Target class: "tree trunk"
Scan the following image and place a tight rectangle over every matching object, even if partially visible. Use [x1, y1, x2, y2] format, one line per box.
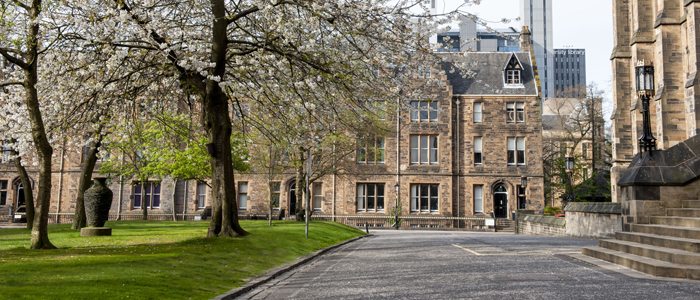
[25, 1, 55, 250]
[11, 151, 35, 230]
[204, 0, 247, 237]
[142, 200, 148, 220]
[72, 133, 102, 230]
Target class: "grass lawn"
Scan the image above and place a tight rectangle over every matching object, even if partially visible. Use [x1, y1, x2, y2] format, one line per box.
[0, 220, 365, 300]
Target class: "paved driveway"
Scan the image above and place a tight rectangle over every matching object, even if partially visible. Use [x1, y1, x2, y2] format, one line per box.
[236, 230, 700, 300]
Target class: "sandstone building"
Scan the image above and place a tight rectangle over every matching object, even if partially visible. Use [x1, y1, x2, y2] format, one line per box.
[0, 29, 545, 227]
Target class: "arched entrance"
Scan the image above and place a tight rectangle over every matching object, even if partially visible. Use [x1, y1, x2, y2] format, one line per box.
[493, 184, 508, 218]
[289, 182, 297, 216]
[10, 178, 26, 215]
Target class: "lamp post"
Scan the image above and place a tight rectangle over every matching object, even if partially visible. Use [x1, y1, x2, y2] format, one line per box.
[394, 183, 400, 230]
[635, 60, 656, 154]
[565, 156, 575, 208]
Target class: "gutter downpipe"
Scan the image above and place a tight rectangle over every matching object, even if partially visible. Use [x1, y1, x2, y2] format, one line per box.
[56, 142, 65, 223]
[456, 99, 461, 228]
[396, 97, 401, 216]
[183, 180, 188, 221]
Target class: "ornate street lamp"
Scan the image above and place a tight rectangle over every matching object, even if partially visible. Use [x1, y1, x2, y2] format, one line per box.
[520, 176, 528, 188]
[394, 183, 400, 230]
[636, 60, 656, 154]
[565, 155, 575, 207]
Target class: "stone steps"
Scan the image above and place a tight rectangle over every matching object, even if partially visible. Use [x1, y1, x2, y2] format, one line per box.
[598, 239, 700, 266]
[618, 231, 700, 252]
[582, 246, 700, 280]
[667, 209, 700, 218]
[650, 216, 700, 228]
[683, 200, 700, 209]
[630, 224, 700, 240]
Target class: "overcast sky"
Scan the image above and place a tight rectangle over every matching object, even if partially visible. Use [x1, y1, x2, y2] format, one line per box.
[437, 0, 615, 118]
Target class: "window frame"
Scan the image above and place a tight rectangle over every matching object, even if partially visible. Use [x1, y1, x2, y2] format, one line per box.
[517, 185, 526, 209]
[356, 183, 385, 212]
[474, 137, 483, 165]
[507, 137, 526, 166]
[238, 182, 248, 210]
[473, 102, 483, 123]
[313, 182, 323, 211]
[357, 137, 385, 164]
[197, 182, 207, 209]
[410, 184, 439, 213]
[507, 102, 525, 123]
[410, 101, 438, 122]
[270, 182, 281, 210]
[474, 185, 483, 213]
[133, 181, 161, 210]
[0, 180, 7, 206]
[410, 135, 438, 165]
[506, 70, 521, 84]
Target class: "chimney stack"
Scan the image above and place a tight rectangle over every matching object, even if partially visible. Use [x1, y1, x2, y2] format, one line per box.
[519, 26, 531, 50]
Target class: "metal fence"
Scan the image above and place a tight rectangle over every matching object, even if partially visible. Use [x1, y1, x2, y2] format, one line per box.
[4, 213, 492, 231]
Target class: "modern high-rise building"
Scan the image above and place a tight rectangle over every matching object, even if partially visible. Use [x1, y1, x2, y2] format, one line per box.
[436, 17, 521, 53]
[553, 48, 586, 96]
[521, 0, 554, 98]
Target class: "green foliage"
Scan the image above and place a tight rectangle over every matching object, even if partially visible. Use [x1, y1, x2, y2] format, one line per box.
[0, 220, 365, 299]
[544, 206, 562, 215]
[100, 112, 249, 183]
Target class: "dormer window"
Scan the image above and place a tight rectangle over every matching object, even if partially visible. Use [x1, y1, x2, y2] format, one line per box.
[503, 53, 524, 86]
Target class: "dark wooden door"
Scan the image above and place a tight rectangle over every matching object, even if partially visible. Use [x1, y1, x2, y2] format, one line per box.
[289, 183, 297, 215]
[494, 193, 507, 218]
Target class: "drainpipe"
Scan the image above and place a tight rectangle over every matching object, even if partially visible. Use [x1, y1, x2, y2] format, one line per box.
[396, 96, 401, 213]
[332, 173, 335, 222]
[456, 99, 461, 225]
[56, 143, 65, 223]
[183, 180, 188, 220]
[117, 175, 123, 220]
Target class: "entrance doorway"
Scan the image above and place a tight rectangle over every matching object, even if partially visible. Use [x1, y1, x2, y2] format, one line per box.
[493, 184, 508, 218]
[289, 182, 297, 215]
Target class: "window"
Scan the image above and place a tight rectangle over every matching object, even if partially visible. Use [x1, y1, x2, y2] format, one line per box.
[133, 182, 161, 209]
[517, 186, 526, 209]
[582, 143, 588, 159]
[507, 103, 524, 123]
[411, 184, 439, 212]
[506, 70, 520, 84]
[410, 135, 438, 165]
[1, 144, 12, 163]
[270, 182, 280, 210]
[504, 54, 522, 85]
[473, 103, 482, 123]
[507, 138, 525, 166]
[410, 101, 438, 122]
[197, 182, 207, 209]
[474, 185, 483, 213]
[0, 180, 7, 206]
[584, 169, 588, 180]
[474, 137, 483, 165]
[357, 183, 385, 212]
[238, 182, 248, 210]
[357, 138, 385, 164]
[313, 183, 323, 211]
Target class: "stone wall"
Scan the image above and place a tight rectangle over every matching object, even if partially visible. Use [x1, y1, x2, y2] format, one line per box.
[517, 215, 566, 236]
[517, 202, 623, 239]
[564, 202, 622, 238]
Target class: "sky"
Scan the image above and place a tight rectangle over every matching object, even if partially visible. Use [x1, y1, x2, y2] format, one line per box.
[436, 0, 615, 119]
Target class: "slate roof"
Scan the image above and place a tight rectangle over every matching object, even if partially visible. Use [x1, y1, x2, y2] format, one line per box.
[438, 52, 538, 96]
[542, 115, 563, 131]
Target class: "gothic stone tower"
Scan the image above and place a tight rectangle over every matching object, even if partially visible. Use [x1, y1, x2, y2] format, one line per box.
[610, 0, 700, 201]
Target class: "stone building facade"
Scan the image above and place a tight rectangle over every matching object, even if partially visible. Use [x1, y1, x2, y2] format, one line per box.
[0, 29, 545, 224]
[610, 0, 700, 201]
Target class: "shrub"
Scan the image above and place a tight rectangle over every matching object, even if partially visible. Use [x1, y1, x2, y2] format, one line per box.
[545, 206, 562, 215]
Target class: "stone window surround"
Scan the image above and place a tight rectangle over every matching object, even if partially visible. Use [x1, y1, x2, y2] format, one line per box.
[357, 137, 385, 164]
[238, 182, 248, 210]
[313, 182, 323, 211]
[132, 181, 161, 210]
[473, 102, 483, 123]
[410, 183, 439, 213]
[410, 135, 438, 165]
[356, 183, 385, 213]
[410, 100, 438, 122]
[197, 182, 207, 209]
[506, 102, 525, 123]
[0, 180, 7, 206]
[507, 137, 526, 166]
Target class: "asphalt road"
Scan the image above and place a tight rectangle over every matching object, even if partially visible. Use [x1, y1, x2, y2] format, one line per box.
[236, 230, 700, 300]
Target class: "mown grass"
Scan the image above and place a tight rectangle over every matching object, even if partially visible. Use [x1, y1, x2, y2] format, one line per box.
[0, 220, 365, 300]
